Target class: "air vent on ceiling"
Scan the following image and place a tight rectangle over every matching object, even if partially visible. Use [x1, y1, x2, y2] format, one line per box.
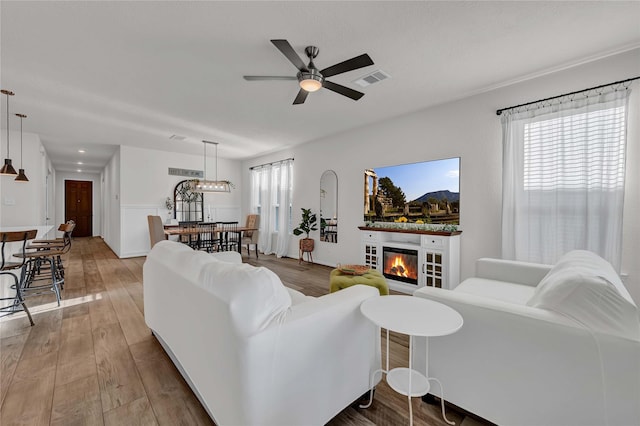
[169, 134, 187, 141]
[353, 70, 390, 88]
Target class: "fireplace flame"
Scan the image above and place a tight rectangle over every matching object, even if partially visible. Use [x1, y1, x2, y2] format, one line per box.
[389, 255, 409, 278]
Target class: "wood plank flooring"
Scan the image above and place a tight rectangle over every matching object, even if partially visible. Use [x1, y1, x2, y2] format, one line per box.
[0, 237, 488, 426]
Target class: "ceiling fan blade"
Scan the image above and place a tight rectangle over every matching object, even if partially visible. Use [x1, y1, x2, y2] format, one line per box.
[271, 39, 309, 72]
[320, 53, 374, 78]
[293, 89, 309, 105]
[243, 76, 297, 81]
[323, 81, 365, 101]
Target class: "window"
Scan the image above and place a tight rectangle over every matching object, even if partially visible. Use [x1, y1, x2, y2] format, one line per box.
[249, 159, 293, 257]
[523, 106, 626, 191]
[502, 88, 630, 269]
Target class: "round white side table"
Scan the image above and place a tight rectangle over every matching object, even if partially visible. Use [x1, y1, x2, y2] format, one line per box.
[360, 295, 463, 426]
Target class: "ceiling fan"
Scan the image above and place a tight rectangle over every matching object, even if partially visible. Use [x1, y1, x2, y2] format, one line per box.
[243, 39, 374, 105]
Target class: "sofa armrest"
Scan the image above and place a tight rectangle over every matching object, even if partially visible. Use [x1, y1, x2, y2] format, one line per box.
[210, 250, 242, 264]
[475, 258, 552, 287]
[415, 286, 575, 327]
[412, 286, 640, 426]
[285, 284, 379, 321]
[241, 284, 382, 425]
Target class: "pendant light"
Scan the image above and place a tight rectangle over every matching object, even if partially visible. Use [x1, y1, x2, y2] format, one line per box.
[14, 113, 28, 182]
[192, 140, 231, 193]
[0, 89, 17, 175]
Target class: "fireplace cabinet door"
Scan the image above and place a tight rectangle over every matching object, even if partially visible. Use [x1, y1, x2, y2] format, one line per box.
[423, 250, 444, 288]
[362, 243, 379, 270]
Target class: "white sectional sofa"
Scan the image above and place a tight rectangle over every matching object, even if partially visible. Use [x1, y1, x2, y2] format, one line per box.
[143, 240, 381, 426]
[412, 250, 640, 426]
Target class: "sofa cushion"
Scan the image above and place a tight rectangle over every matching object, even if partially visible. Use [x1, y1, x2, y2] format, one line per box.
[455, 277, 536, 305]
[527, 250, 640, 340]
[199, 259, 291, 337]
[149, 241, 291, 337]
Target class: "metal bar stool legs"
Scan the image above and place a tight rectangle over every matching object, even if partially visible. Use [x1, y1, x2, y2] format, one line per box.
[0, 268, 35, 326]
[22, 254, 62, 306]
[1, 229, 38, 326]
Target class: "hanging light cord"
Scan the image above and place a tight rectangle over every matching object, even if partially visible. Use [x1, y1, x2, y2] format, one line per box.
[203, 141, 207, 181]
[5, 93, 9, 157]
[19, 116, 23, 168]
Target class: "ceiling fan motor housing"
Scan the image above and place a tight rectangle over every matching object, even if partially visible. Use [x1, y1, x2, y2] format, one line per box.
[297, 68, 324, 86]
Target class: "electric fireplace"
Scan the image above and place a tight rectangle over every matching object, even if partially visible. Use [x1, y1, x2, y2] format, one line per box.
[382, 246, 419, 285]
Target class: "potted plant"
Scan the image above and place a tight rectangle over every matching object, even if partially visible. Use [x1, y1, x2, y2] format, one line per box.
[165, 197, 174, 224]
[293, 208, 318, 257]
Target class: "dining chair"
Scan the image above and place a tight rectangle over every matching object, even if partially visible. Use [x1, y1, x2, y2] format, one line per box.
[241, 214, 260, 258]
[196, 222, 218, 252]
[217, 222, 239, 252]
[147, 215, 165, 248]
[1, 229, 37, 326]
[178, 221, 200, 249]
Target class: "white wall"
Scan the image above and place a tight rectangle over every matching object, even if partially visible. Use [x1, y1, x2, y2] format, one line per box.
[54, 171, 102, 236]
[118, 145, 242, 258]
[0, 131, 53, 227]
[242, 48, 640, 303]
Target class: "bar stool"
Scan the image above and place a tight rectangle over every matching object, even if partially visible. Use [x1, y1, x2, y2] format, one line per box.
[27, 221, 75, 288]
[14, 225, 73, 306]
[0, 229, 37, 326]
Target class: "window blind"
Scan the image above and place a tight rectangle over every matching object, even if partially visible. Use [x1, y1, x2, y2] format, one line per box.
[524, 106, 626, 191]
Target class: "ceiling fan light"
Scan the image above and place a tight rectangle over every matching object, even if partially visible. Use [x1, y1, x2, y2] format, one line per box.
[299, 78, 322, 92]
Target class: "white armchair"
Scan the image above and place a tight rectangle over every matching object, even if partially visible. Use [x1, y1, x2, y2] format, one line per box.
[412, 250, 640, 426]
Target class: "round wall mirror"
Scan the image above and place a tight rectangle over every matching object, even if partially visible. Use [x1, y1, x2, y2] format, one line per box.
[320, 170, 338, 243]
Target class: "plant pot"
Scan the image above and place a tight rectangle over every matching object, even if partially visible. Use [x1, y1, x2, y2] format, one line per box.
[299, 238, 315, 252]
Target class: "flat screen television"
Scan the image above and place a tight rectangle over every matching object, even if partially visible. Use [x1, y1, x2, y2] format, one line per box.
[364, 157, 460, 224]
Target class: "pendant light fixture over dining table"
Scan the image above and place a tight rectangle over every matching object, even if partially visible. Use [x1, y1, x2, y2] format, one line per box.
[0, 89, 18, 175]
[191, 140, 231, 193]
[14, 113, 28, 182]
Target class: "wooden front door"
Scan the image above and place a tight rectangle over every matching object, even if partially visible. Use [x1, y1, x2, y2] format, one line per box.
[65, 180, 93, 237]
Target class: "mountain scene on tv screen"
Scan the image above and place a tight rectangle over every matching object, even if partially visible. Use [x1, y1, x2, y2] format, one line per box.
[363, 158, 460, 225]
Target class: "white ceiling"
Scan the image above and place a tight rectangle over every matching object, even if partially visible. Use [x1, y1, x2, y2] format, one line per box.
[1, 1, 639, 173]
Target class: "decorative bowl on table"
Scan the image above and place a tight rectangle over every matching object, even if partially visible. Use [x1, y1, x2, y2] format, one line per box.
[337, 264, 370, 276]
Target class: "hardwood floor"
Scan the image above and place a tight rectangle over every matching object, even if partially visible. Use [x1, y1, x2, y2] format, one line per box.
[0, 237, 488, 426]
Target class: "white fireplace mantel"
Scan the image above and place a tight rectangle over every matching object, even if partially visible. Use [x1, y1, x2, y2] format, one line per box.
[358, 226, 461, 294]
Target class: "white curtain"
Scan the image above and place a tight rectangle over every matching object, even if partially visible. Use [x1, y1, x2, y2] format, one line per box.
[502, 88, 630, 270]
[250, 159, 293, 257]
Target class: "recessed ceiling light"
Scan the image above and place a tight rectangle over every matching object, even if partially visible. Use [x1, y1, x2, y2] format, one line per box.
[77, 161, 83, 165]
[77, 169, 82, 172]
[78, 149, 85, 153]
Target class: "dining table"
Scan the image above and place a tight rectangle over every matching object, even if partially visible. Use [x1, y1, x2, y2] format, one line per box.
[163, 226, 257, 254]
